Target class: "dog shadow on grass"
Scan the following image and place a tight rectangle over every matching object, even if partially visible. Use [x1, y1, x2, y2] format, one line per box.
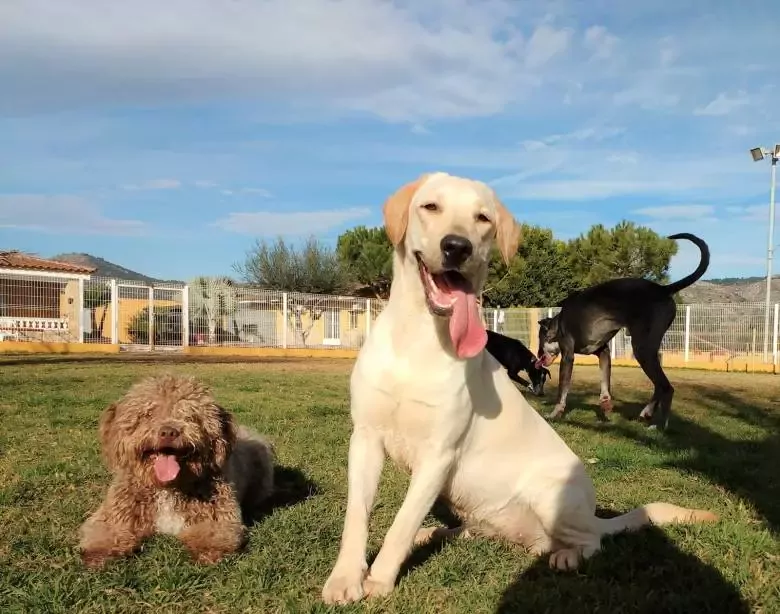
[496, 511, 750, 613]
[388, 496, 749, 612]
[556, 386, 780, 533]
[242, 464, 320, 526]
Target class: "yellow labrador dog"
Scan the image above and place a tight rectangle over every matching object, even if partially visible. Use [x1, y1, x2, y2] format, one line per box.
[322, 172, 717, 604]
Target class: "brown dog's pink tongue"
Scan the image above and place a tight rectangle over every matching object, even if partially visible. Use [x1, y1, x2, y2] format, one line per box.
[154, 454, 180, 483]
[448, 289, 487, 359]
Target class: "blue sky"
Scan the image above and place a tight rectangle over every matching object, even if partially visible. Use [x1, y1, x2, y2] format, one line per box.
[1, 0, 779, 283]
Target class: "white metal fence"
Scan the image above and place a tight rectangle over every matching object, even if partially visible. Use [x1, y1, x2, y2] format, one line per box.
[1, 272, 778, 365]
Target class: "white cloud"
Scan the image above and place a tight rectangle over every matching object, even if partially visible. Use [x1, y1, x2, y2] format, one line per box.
[633, 204, 715, 220]
[613, 83, 680, 110]
[583, 26, 619, 60]
[122, 178, 181, 191]
[0, 194, 145, 235]
[213, 207, 371, 236]
[194, 180, 218, 188]
[0, 0, 569, 122]
[658, 36, 678, 67]
[694, 91, 750, 116]
[504, 179, 680, 201]
[241, 188, 273, 197]
[220, 187, 273, 197]
[525, 126, 624, 148]
[727, 204, 768, 221]
[606, 153, 639, 164]
[486, 130, 766, 202]
[524, 24, 573, 69]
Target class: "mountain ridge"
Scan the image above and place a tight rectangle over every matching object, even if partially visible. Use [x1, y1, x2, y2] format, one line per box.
[50, 253, 183, 285]
[49, 252, 779, 304]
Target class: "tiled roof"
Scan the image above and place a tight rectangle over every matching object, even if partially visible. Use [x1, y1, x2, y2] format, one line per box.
[0, 250, 96, 275]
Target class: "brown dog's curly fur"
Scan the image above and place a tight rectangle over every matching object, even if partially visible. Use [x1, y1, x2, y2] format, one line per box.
[79, 373, 274, 568]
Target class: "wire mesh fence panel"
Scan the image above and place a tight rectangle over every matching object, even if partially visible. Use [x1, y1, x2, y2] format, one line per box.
[82, 277, 113, 343]
[4, 268, 779, 366]
[688, 302, 768, 359]
[656, 305, 687, 357]
[284, 291, 368, 349]
[117, 283, 153, 347]
[0, 272, 80, 343]
[223, 286, 283, 348]
[152, 287, 184, 347]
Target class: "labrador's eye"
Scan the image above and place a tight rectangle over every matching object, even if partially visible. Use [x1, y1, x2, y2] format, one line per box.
[477, 213, 490, 223]
[422, 202, 438, 211]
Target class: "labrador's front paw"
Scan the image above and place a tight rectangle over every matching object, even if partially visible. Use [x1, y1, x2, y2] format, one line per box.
[322, 566, 367, 605]
[362, 575, 395, 599]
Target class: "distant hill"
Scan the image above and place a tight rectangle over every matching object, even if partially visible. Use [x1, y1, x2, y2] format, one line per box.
[679, 276, 780, 304]
[50, 253, 183, 285]
[46, 252, 779, 304]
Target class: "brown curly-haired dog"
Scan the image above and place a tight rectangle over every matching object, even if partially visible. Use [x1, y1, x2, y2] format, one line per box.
[79, 373, 274, 568]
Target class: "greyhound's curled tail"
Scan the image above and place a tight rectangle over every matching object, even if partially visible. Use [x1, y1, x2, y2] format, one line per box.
[596, 502, 718, 537]
[664, 233, 711, 295]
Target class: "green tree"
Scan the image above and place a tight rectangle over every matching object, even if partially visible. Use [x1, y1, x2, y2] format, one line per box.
[336, 226, 393, 298]
[188, 276, 238, 344]
[482, 224, 576, 307]
[234, 236, 349, 295]
[566, 220, 677, 288]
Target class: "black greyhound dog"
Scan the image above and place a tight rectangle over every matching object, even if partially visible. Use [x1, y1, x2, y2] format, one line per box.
[486, 329, 551, 396]
[536, 232, 710, 431]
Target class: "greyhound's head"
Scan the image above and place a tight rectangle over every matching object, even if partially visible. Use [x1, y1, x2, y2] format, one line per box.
[383, 172, 521, 359]
[536, 316, 561, 368]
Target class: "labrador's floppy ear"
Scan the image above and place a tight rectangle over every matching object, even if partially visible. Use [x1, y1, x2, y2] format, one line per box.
[493, 193, 521, 264]
[383, 174, 429, 246]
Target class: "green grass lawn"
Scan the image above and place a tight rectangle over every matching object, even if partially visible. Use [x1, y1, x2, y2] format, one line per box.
[1, 355, 778, 613]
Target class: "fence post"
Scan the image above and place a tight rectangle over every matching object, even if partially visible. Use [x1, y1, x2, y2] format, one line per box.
[684, 305, 691, 362]
[181, 284, 189, 348]
[773, 303, 779, 366]
[492, 307, 499, 332]
[365, 299, 371, 338]
[110, 279, 119, 345]
[77, 278, 85, 343]
[148, 287, 155, 351]
[282, 292, 288, 349]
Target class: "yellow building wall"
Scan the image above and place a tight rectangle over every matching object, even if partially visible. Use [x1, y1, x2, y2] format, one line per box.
[272, 308, 369, 347]
[89, 298, 178, 342]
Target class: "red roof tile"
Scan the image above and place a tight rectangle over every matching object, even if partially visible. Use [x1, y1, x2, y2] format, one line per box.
[0, 250, 96, 275]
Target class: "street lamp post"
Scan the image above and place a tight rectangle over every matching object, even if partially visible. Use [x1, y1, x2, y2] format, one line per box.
[750, 144, 780, 363]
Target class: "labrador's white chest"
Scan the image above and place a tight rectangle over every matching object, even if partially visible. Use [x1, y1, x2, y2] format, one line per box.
[154, 491, 186, 535]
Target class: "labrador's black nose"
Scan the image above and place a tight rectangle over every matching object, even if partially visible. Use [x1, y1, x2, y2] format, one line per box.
[441, 234, 473, 267]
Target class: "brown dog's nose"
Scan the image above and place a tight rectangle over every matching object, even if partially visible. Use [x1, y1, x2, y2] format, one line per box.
[441, 234, 473, 268]
[158, 425, 180, 443]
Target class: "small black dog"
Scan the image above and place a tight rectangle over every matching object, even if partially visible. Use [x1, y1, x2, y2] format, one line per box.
[486, 329, 551, 396]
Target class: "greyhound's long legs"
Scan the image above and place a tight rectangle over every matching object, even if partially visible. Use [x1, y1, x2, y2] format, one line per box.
[630, 307, 676, 430]
[547, 352, 574, 419]
[594, 345, 612, 421]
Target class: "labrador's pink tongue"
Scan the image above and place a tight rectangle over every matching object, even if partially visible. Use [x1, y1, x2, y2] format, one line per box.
[154, 454, 180, 483]
[448, 289, 487, 359]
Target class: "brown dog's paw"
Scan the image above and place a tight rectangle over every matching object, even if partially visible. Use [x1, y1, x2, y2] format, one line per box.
[188, 547, 230, 565]
[80, 548, 113, 569]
